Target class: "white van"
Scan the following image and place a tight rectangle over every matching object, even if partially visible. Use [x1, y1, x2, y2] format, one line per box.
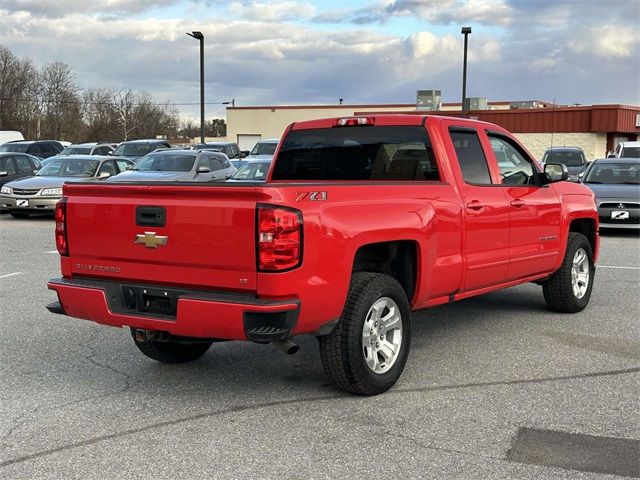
[0, 131, 24, 144]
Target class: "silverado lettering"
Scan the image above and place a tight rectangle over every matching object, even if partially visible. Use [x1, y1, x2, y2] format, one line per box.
[48, 115, 599, 396]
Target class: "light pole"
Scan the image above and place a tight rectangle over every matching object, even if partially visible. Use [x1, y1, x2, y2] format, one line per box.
[186, 31, 205, 144]
[461, 26, 471, 116]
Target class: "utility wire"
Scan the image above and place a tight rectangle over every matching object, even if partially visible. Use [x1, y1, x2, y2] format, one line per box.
[0, 97, 233, 107]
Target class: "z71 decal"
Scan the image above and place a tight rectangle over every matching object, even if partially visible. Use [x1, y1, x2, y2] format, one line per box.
[295, 191, 327, 201]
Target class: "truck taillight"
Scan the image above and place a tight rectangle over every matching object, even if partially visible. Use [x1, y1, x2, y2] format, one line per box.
[55, 198, 68, 256]
[257, 205, 302, 272]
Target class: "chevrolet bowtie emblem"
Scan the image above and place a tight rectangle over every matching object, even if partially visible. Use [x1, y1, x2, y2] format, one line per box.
[134, 232, 168, 248]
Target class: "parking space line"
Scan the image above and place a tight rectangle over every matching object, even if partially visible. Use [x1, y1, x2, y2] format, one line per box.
[0, 272, 23, 279]
[46, 250, 58, 254]
[599, 265, 640, 270]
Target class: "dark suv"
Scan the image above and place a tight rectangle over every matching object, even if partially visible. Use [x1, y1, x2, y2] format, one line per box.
[541, 146, 588, 182]
[113, 139, 172, 163]
[0, 140, 63, 159]
[194, 142, 245, 159]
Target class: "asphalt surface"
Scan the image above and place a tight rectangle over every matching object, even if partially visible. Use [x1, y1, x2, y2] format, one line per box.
[0, 212, 639, 479]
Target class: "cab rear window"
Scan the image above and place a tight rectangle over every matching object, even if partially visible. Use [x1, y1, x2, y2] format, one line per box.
[272, 126, 439, 181]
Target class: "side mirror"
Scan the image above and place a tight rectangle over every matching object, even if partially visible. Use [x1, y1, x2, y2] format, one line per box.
[0, 171, 8, 177]
[578, 172, 585, 182]
[240, 151, 249, 158]
[544, 162, 568, 183]
[196, 166, 211, 174]
[606, 152, 615, 158]
[107, 151, 114, 156]
[225, 173, 232, 179]
[98, 172, 111, 179]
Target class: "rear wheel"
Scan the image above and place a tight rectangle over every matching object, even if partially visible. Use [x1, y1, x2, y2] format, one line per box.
[130, 329, 213, 363]
[10, 211, 29, 218]
[318, 272, 411, 396]
[543, 232, 594, 313]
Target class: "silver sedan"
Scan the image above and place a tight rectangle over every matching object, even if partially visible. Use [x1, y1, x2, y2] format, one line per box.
[0, 155, 132, 218]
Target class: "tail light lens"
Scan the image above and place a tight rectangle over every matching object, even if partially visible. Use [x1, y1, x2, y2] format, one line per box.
[258, 205, 302, 272]
[55, 198, 68, 256]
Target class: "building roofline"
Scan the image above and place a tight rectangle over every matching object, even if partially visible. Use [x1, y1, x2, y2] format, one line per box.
[227, 100, 552, 110]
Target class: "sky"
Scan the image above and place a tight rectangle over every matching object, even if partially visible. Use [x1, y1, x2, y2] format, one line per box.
[1, 0, 639, 121]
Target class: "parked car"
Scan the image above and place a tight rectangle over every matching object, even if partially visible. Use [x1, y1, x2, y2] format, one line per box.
[112, 139, 172, 162]
[0, 155, 133, 218]
[608, 141, 640, 159]
[194, 141, 244, 159]
[0, 130, 24, 144]
[226, 160, 271, 182]
[245, 138, 279, 160]
[0, 153, 41, 188]
[0, 140, 63, 159]
[541, 146, 588, 182]
[108, 149, 236, 183]
[582, 157, 640, 229]
[230, 159, 249, 170]
[59, 142, 117, 156]
[47, 114, 599, 396]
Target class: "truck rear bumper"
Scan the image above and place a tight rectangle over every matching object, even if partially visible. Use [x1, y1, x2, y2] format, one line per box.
[47, 278, 299, 341]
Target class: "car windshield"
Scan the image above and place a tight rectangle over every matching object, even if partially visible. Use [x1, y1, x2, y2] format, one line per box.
[0, 143, 30, 153]
[37, 159, 100, 177]
[621, 147, 640, 158]
[584, 162, 640, 184]
[134, 153, 196, 172]
[250, 142, 277, 156]
[543, 151, 585, 167]
[114, 143, 157, 157]
[231, 162, 270, 180]
[61, 146, 92, 155]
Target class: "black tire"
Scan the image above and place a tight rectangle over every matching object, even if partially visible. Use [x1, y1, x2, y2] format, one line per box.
[130, 329, 212, 363]
[543, 232, 595, 313]
[10, 211, 29, 218]
[318, 272, 411, 396]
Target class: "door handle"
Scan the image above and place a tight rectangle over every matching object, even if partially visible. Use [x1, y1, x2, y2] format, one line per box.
[466, 200, 484, 210]
[510, 199, 525, 208]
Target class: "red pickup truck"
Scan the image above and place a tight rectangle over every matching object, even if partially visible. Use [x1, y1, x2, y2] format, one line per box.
[47, 115, 599, 395]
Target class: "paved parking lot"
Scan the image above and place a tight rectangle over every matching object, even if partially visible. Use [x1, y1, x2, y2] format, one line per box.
[0, 213, 638, 479]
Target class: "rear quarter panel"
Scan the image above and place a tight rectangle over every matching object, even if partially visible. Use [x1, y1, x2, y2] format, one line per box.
[256, 183, 463, 334]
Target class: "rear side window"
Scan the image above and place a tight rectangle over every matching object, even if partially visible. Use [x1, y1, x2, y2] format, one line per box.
[272, 125, 439, 181]
[449, 130, 492, 185]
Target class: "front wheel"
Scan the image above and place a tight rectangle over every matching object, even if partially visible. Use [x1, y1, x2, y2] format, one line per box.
[130, 329, 213, 363]
[542, 232, 595, 313]
[318, 272, 411, 396]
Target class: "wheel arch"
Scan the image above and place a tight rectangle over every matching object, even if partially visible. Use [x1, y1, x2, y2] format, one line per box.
[352, 240, 419, 304]
[569, 218, 597, 256]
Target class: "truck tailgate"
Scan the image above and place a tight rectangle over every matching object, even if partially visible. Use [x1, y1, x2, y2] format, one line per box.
[63, 183, 258, 291]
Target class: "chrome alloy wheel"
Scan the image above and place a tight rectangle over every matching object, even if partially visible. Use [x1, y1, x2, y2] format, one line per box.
[571, 247, 590, 299]
[362, 297, 403, 374]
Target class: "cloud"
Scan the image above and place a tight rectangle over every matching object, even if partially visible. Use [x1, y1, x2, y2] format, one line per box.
[2, 0, 178, 16]
[569, 25, 638, 58]
[0, 0, 637, 121]
[228, 1, 316, 22]
[326, 0, 515, 26]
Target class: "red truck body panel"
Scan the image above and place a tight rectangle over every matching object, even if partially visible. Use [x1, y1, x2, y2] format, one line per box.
[48, 115, 599, 341]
